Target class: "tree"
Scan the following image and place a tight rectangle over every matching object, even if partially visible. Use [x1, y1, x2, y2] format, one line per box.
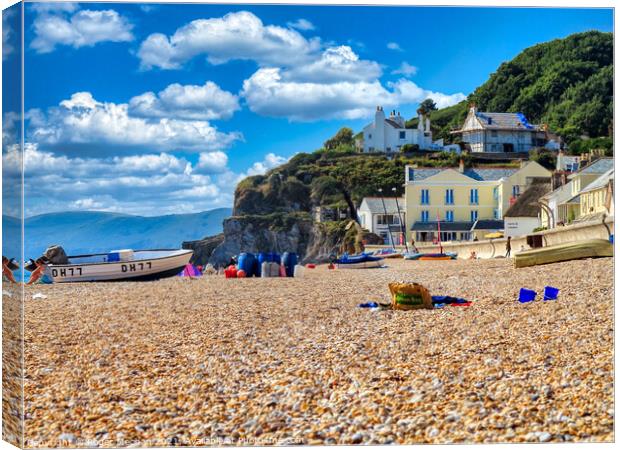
[417, 98, 437, 115]
[529, 148, 557, 170]
[311, 175, 358, 223]
[324, 127, 355, 150]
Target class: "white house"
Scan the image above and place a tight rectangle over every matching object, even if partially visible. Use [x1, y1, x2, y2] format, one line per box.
[556, 151, 581, 172]
[452, 105, 548, 153]
[357, 197, 406, 245]
[362, 106, 434, 153]
[503, 178, 551, 237]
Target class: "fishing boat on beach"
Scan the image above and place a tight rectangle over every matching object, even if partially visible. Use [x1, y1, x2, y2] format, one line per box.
[405, 215, 457, 260]
[30, 249, 193, 283]
[372, 248, 404, 258]
[404, 252, 457, 261]
[336, 253, 384, 269]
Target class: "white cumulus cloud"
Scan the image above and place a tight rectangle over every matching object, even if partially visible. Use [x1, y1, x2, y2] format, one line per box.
[128, 81, 240, 121]
[284, 46, 382, 83]
[3, 143, 288, 216]
[195, 151, 229, 174]
[387, 42, 403, 51]
[137, 10, 320, 69]
[31, 8, 134, 53]
[392, 61, 418, 77]
[28, 91, 242, 154]
[287, 18, 315, 31]
[245, 153, 289, 176]
[388, 79, 467, 109]
[241, 68, 466, 121]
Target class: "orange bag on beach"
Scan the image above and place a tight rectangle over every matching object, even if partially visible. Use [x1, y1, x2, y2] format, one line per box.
[388, 282, 433, 310]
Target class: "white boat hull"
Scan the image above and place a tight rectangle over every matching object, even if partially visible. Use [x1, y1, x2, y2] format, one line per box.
[337, 260, 383, 269]
[48, 249, 193, 283]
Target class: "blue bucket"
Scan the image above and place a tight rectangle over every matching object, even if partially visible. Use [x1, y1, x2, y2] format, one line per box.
[543, 286, 559, 301]
[609, 234, 614, 244]
[518, 288, 537, 303]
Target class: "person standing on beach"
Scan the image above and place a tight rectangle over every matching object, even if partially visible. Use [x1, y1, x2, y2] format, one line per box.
[505, 236, 512, 258]
[411, 237, 419, 253]
[2, 256, 17, 283]
[27, 258, 53, 285]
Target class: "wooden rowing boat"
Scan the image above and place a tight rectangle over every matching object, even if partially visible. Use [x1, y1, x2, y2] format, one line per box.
[514, 238, 613, 268]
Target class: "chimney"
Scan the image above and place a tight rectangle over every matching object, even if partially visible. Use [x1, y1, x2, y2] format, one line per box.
[458, 158, 464, 173]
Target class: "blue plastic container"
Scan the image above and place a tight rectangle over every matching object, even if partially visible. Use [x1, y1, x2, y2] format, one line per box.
[237, 253, 256, 276]
[518, 288, 537, 303]
[257, 252, 269, 277]
[543, 286, 560, 301]
[281, 252, 298, 277]
[269, 252, 281, 265]
[610, 234, 614, 244]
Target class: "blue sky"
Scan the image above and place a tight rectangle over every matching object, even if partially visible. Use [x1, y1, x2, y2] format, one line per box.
[2, 2, 613, 216]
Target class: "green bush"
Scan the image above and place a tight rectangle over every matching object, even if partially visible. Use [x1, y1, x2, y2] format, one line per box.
[568, 137, 613, 156]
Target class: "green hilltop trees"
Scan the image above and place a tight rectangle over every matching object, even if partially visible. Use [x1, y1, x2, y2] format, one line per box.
[407, 31, 613, 150]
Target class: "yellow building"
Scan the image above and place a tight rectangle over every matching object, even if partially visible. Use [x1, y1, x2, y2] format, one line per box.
[541, 157, 614, 226]
[579, 169, 614, 219]
[404, 161, 551, 242]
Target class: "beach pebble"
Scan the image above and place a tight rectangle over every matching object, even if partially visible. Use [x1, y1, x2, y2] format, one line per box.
[16, 258, 613, 445]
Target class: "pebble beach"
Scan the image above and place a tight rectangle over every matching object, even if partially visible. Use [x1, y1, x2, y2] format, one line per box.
[21, 257, 614, 447]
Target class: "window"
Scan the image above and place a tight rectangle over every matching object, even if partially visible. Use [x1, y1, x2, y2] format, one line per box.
[493, 208, 500, 219]
[493, 186, 499, 201]
[491, 130, 498, 137]
[440, 232, 457, 242]
[512, 185, 520, 197]
[446, 210, 454, 222]
[445, 189, 454, 205]
[421, 211, 429, 222]
[420, 189, 429, 205]
[470, 188, 479, 205]
[399, 131, 406, 139]
[368, 133, 372, 139]
[470, 210, 478, 222]
[377, 214, 396, 225]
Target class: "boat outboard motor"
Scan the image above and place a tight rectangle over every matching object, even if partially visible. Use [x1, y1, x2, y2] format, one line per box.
[24, 259, 37, 272]
[43, 245, 69, 265]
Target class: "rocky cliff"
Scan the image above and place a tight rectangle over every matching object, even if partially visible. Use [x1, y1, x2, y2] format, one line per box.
[208, 213, 314, 266]
[188, 143, 417, 266]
